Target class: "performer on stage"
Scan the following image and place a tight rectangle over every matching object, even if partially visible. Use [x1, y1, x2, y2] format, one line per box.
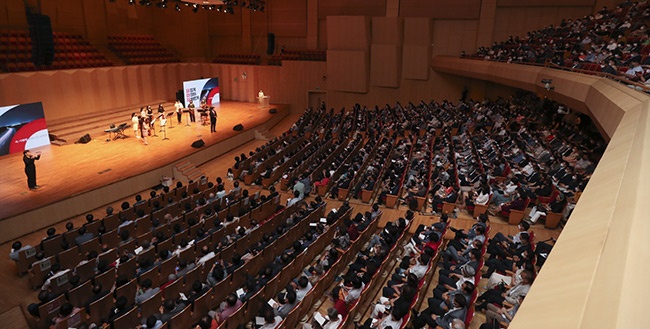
[158, 103, 165, 114]
[174, 100, 183, 124]
[140, 107, 147, 119]
[209, 107, 217, 133]
[258, 90, 265, 99]
[188, 100, 196, 122]
[147, 106, 154, 132]
[140, 117, 150, 145]
[23, 149, 41, 190]
[131, 113, 140, 139]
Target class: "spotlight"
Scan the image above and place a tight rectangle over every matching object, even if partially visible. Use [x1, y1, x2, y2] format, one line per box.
[175, 3, 181, 11]
[128, 0, 135, 4]
[216, 5, 222, 11]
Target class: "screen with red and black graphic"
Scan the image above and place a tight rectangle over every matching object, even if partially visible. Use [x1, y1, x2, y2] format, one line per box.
[0, 102, 50, 156]
[182, 78, 220, 108]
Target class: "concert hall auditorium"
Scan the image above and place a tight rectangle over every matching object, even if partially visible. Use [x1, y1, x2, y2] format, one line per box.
[0, 0, 647, 329]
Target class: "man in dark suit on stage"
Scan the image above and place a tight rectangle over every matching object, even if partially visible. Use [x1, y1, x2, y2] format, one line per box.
[23, 150, 41, 190]
[209, 107, 217, 133]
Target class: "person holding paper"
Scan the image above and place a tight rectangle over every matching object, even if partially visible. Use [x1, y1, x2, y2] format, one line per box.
[23, 149, 41, 190]
[259, 309, 282, 329]
[302, 308, 342, 329]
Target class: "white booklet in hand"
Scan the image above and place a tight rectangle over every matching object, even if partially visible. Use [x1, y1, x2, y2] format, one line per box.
[255, 316, 265, 325]
[314, 312, 327, 326]
[267, 298, 279, 308]
[236, 288, 246, 298]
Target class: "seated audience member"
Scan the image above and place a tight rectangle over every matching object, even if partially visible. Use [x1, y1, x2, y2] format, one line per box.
[214, 293, 243, 323]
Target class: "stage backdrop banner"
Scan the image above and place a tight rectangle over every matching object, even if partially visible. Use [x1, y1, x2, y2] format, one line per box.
[183, 78, 220, 108]
[0, 102, 50, 156]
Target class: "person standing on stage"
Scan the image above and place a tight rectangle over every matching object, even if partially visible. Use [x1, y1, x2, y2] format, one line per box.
[174, 100, 183, 124]
[147, 106, 154, 132]
[131, 113, 140, 139]
[209, 107, 217, 133]
[23, 149, 41, 190]
[188, 100, 196, 122]
[140, 117, 150, 145]
[140, 107, 147, 119]
[158, 103, 165, 114]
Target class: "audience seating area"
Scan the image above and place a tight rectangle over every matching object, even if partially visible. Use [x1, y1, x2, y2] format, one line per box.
[50, 32, 111, 70]
[0, 30, 36, 72]
[108, 34, 180, 65]
[9, 92, 600, 329]
[212, 54, 261, 65]
[467, 0, 650, 91]
[0, 30, 111, 72]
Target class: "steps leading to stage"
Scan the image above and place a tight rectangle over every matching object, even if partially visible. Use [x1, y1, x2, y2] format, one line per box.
[254, 126, 272, 140]
[173, 160, 205, 183]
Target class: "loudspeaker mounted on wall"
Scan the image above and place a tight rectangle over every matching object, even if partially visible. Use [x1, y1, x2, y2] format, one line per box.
[266, 33, 275, 55]
[233, 124, 244, 131]
[269, 108, 277, 114]
[191, 139, 205, 148]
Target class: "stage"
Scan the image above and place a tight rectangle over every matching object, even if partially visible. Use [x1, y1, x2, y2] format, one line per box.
[0, 101, 289, 243]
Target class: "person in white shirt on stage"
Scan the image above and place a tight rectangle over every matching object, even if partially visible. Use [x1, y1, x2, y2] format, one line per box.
[174, 100, 183, 124]
[131, 113, 140, 139]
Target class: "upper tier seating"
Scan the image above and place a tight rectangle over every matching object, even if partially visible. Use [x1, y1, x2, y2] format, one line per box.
[0, 30, 111, 72]
[108, 34, 180, 65]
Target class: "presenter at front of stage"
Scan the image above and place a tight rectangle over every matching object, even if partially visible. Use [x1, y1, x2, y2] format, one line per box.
[23, 150, 41, 190]
[209, 107, 217, 133]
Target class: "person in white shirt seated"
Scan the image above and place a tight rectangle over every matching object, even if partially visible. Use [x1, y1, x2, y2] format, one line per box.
[260, 308, 283, 329]
[293, 276, 313, 302]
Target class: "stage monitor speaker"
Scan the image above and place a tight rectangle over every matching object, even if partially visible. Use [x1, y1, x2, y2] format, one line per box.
[76, 133, 91, 144]
[269, 108, 277, 114]
[233, 124, 244, 131]
[191, 139, 205, 148]
[266, 33, 275, 55]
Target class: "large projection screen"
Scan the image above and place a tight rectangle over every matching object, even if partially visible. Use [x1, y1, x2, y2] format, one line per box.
[0, 102, 50, 156]
[182, 78, 220, 107]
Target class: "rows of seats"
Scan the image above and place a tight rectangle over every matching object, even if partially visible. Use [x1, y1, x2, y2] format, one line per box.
[108, 34, 180, 65]
[280, 49, 326, 61]
[0, 30, 36, 71]
[468, 1, 650, 91]
[212, 54, 261, 65]
[16, 178, 287, 328]
[0, 30, 111, 72]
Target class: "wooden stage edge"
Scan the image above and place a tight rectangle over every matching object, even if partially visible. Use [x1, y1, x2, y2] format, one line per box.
[0, 101, 290, 244]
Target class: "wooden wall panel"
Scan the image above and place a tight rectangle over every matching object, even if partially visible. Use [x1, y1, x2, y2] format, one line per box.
[403, 18, 432, 45]
[371, 44, 402, 88]
[327, 16, 370, 51]
[327, 50, 369, 93]
[371, 17, 404, 45]
[399, 0, 482, 19]
[0, 0, 28, 28]
[492, 6, 592, 42]
[402, 45, 430, 80]
[432, 20, 479, 57]
[318, 0, 385, 19]
[250, 10, 269, 37]
[269, 0, 307, 37]
[208, 10, 244, 36]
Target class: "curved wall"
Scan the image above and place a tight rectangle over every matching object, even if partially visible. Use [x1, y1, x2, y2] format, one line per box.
[433, 56, 649, 329]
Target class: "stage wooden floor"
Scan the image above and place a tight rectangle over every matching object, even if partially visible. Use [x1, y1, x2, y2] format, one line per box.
[0, 101, 286, 222]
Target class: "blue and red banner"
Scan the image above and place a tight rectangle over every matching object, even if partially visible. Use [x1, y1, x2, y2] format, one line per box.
[0, 102, 50, 156]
